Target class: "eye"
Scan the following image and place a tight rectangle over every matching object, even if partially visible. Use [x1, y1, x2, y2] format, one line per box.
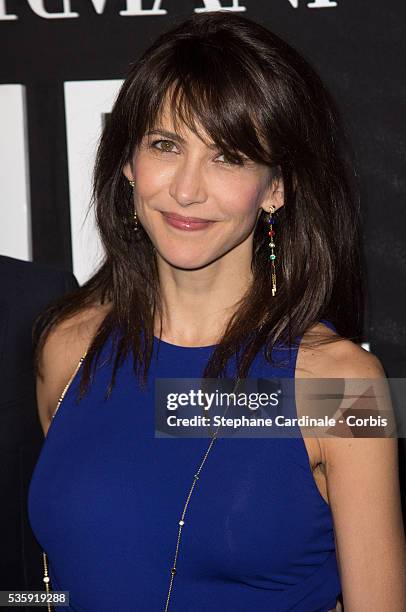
[150, 139, 178, 153]
[215, 152, 245, 166]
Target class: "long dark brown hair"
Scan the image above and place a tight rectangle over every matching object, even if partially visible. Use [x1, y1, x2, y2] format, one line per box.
[33, 11, 364, 399]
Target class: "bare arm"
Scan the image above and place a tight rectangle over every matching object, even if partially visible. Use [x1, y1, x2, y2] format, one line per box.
[318, 344, 406, 610]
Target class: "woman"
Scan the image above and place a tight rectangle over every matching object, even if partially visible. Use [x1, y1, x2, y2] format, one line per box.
[28, 11, 406, 612]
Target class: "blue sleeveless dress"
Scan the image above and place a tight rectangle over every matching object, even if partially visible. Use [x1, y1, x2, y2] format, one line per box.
[28, 320, 341, 611]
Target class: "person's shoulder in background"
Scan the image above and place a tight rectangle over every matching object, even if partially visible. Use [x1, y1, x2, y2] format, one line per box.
[0, 254, 78, 307]
[0, 255, 79, 384]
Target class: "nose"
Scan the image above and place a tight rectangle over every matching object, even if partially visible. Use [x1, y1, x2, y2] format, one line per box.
[169, 157, 208, 207]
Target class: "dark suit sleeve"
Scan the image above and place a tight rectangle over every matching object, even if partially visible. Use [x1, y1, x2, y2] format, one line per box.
[0, 256, 80, 602]
[61, 269, 80, 295]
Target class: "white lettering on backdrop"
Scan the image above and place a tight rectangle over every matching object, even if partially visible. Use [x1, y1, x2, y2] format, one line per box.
[0, 85, 31, 261]
[0, 0, 338, 20]
[64, 80, 123, 285]
[286, 0, 337, 6]
[0, 0, 16, 19]
[26, 0, 78, 19]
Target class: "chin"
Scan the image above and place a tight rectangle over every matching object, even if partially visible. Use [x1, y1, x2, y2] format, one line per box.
[158, 249, 218, 271]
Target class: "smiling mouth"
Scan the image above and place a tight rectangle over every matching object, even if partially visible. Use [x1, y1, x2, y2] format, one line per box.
[161, 212, 215, 223]
[160, 211, 217, 231]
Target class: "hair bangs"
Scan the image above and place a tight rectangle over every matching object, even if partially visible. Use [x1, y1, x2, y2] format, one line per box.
[134, 44, 273, 167]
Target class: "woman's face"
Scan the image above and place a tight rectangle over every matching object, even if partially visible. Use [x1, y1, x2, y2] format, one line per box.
[123, 102, 283, 271]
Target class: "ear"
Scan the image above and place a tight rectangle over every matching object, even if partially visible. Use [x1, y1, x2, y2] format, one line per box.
[123, 162, 134, 182]
[260, 168, 284, 215]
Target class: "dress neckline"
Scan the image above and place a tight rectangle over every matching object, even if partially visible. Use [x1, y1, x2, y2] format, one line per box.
[153, 335, 217, 350]
[152, 319, 336, 351]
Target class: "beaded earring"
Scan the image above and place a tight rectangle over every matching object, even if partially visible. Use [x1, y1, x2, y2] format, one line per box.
[268, 205, 277, 296]
[128, 180, 138, 231]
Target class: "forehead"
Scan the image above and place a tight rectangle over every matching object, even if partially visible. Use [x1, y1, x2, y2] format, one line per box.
[149, 90, 213, 146]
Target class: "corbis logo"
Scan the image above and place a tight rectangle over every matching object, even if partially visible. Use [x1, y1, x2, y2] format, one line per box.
[0, 0, 338, 21]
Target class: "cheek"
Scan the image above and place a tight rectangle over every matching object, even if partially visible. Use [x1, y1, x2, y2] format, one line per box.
[131, 155, 168, 198]
[218, 180, 264, 219]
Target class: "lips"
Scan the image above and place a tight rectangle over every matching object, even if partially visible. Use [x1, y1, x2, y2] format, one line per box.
[161, 211, 216, 231]
[161, 212, 213, 223]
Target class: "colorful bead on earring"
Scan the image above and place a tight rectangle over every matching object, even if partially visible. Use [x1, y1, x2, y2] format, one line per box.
[268, 205, 276, 296]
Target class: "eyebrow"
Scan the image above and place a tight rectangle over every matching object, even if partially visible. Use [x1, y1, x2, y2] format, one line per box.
[146, 128, 218, 150]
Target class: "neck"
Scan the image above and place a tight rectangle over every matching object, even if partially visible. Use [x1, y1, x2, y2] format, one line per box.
[154, 243, 253, 347]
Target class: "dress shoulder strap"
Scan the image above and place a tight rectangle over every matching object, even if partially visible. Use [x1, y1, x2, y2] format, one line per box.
[51, 351, 88, 420]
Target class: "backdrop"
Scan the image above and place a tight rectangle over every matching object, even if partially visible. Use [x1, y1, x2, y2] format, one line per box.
[1, 0, 406, 371]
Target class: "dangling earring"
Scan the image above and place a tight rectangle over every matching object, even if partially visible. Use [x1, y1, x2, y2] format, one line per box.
[268, 205, 277, 296]
[133, 210, 138, 232]
[128, 180, 138, 232]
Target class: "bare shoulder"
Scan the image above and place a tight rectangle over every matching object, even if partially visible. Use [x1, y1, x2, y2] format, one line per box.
[36, 302, 111, 434]
[296, 322, 385, 379]
[296, 322, 387, 472]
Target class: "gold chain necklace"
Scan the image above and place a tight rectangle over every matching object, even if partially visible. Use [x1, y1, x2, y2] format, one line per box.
[41, 353, 238, 612]
[164, 430, 219, 611]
